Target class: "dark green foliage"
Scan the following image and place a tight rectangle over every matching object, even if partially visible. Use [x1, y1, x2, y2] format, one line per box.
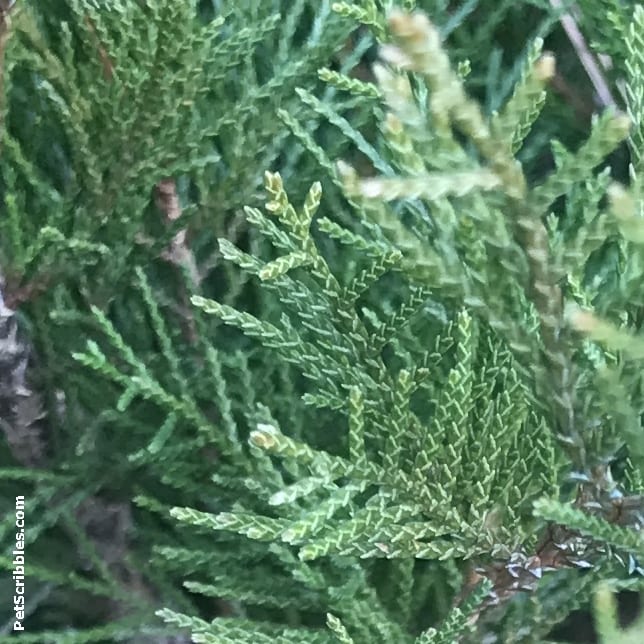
[2, 1, 644, 643]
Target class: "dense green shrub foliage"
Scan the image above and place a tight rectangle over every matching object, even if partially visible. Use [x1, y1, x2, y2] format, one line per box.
[2, 1, 644, 642]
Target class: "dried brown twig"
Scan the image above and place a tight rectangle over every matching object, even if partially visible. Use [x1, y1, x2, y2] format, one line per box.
[155, 177, 200, 287]
[154, 178, 200, 343]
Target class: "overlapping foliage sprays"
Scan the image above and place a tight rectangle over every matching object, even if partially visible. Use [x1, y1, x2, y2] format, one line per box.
[169, 5, 644, 642]
[2, 1, 644, 643]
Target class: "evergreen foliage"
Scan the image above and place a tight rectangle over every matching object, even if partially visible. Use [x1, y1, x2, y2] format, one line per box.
[2, 0, 644, 642]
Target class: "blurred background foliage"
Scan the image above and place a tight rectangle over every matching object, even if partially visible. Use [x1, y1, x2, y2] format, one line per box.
[0, 1, 642, 642]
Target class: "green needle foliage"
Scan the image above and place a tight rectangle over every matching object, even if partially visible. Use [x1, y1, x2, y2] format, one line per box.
[3, 1, 644, 643]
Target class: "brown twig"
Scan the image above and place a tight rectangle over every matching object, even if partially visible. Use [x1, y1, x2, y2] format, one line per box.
[154, 178, 200, 344]
[457, 478, 644, 638]
[82, 21, 201, 342]
[549, 0, 616, 109]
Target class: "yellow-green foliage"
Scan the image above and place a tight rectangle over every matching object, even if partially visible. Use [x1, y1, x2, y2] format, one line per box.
[3, 2, 644, 643]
